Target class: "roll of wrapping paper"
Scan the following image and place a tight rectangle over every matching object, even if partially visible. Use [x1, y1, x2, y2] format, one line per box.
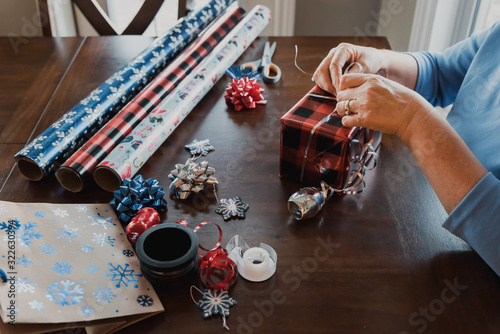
[14, 0, 235, 181]
[55, 5, 246, 193]
[94, 5, 271, 192]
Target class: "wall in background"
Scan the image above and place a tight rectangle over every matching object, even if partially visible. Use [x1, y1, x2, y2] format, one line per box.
[378, 0, 417, 51]
[294, 0, 382, 36]
[0, 0, 42, 37]
[0, 0, 417, 51]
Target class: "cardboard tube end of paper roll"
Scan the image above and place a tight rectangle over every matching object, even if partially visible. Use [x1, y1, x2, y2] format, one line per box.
[17, 157, 44, 181]
[55, 167, 85, 193]
[93, 166, 123, 192]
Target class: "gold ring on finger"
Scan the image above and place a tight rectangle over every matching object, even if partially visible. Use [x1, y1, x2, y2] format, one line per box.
[345, 99, 352, 116]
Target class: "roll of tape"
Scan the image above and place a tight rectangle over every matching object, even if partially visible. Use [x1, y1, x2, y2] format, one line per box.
[227, 235, 277, 282]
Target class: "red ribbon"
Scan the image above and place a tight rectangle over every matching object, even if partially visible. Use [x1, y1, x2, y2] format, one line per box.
[197, 248, 238, 290]
[125, 207, 161, 246]
[175, 220, 223, 254]
[224, 77, 267, 111]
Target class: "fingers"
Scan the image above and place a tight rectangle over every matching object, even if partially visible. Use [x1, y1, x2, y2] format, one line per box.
[313, 43, 358, 96]
[338, 73, 371, 92]
[313, 49, 337, 95]
[336, 98, 357, 117]
[341, 114, 359, 128]
[328, 44, 356, 89]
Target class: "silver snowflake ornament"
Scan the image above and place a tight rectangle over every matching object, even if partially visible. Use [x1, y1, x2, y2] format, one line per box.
[185, 139, 215, 156]
[215, 196, 249, 220]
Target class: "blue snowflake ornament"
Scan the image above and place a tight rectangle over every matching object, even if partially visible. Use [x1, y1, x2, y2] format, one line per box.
[215, 196, 249, 220]
[185, 139, 215, 156]
[196, 289, 237, 330]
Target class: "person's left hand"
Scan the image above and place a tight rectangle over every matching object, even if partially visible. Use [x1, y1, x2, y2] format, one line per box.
[335, 73, 434, 142]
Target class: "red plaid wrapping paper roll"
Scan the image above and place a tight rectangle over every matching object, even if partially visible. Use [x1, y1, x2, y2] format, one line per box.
[280, 85, 381, 190]
[56, 5, 245, 192]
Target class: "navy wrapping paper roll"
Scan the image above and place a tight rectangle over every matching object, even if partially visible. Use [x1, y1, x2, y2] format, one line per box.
[15, 0, 235, 181]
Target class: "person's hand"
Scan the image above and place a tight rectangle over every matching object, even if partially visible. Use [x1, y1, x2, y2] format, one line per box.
[335, 73, 434, 142]
[313, 43, 384, 96]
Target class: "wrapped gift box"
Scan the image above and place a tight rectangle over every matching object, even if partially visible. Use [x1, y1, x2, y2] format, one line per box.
[280, 85, 381, 190]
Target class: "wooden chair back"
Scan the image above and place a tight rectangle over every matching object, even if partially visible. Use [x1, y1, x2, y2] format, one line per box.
[38, 0, 187, 36]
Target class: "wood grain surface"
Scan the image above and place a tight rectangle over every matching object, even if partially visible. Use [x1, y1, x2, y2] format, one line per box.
[0, 35, 499, 334]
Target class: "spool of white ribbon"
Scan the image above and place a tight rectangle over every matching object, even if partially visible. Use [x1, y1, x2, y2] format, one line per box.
[226, 235, 277, 282]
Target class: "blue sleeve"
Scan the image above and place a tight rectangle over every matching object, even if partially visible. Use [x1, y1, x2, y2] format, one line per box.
[443, 172, 500, 276]
[408, 25, 493, 107]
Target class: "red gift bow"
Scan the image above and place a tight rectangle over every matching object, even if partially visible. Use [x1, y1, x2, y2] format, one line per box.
[197, 248, 238, 290]
[224, 77, 267, 111]
[125, 207, 161, 246]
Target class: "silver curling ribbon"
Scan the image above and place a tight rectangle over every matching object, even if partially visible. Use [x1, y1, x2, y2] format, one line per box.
[287, 181, 331, 220]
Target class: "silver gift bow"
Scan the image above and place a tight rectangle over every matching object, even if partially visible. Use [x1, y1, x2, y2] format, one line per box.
[168, 158, 218, 199]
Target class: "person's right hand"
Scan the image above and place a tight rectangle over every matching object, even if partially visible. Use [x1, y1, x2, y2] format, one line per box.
[313, 43, 385, 96]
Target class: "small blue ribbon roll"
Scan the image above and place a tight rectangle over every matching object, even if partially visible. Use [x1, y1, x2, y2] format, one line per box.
[110, 175, 167, 224]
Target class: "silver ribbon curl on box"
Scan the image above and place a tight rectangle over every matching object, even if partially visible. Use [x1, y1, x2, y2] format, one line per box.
[168, 158, 218, 199]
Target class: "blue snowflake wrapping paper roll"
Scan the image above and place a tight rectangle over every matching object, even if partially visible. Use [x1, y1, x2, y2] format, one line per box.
[0, 200, 163, 331]
[14, 0, 236, 182]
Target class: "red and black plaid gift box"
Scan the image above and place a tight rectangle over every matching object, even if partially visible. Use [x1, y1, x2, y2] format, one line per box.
[280, 85, 381, 190]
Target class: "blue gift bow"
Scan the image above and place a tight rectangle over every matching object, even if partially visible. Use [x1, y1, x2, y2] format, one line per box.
[15, 0, 236, 178]
[110, 175, 167, 224]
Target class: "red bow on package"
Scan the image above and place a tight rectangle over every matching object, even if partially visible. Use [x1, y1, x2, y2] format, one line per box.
[224, 77, 267, 111]
[125, 207, 161, 246]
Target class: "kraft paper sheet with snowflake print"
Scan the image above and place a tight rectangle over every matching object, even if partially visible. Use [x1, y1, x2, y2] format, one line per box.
[0, 201, 163, 334]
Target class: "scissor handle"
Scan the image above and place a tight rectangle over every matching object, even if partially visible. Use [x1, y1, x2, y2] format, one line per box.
[262, 63, 281, 84]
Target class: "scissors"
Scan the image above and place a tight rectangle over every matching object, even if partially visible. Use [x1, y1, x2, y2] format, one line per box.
[242, 41, 281, 84]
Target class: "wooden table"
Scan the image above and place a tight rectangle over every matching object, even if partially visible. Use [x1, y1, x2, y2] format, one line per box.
[1, 35, 499, 334]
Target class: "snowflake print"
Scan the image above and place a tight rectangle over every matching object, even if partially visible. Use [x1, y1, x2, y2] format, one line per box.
[17, 277, 38, 293]
[2, 221, 43, 247]
[52, 208, 69, 218]
[45, 280, 84, 306]
[17, 146, 31, 155]
[92, 233, 115, 247]
[88, 213, 115, 229]
[28, 300, 45, 311]
[55, 225, 80, 242]
[39, 242, 57, 256]
[51, 121, 63, 129]
[81, 244, 94, 253]
[80, 305, 95, 317]
[17, 254, 33, 268]
[76, 205, 88, 212]
[36, 152, 45, 164]
[196, 288, 237, 329]
[104, 262, 142, 288]
[0, 218, 20, 231]
[34, 211, 45, 218]
[123, 249, 135, 257]
[86, 265, 99, 274]
[215, 196, 249, 220]
[18, 222, 43, 246]
[185, 139, 215, 156]
[93, 286, 117, 303]
[82, 112, 100, 124]
[51, 261, 73, 276]
[137, 294, 154, 307]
